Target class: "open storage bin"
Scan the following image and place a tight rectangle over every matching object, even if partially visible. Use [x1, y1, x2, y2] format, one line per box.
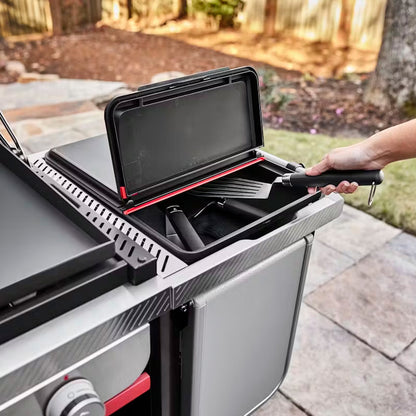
[46, 67, 319, 263]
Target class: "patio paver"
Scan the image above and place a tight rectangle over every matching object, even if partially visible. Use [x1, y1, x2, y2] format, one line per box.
[306, 243, 416, 359]
[279, 306, 416, 416]
[315, 204, 401, 261]
[13, 110, 105, 153]
[254, 393, 306, 416]
[304, 240, 355, 296]
[396, 340, 416, 375]
[0, 79, 126, 110]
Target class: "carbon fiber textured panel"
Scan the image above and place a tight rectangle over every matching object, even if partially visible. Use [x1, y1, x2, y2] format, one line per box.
[172, 198, 342, 307]
[0, 289, 170, 408]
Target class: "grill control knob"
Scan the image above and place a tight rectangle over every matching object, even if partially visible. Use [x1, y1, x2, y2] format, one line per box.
[45, 379, 105, 416]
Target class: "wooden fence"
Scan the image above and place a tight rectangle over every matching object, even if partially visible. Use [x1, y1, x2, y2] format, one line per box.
[0, 0, 102, 37]
[0, 0, 52, 37]
[0, 0, 387, 52]
[102, 0, 179, 27]
[241, 0, 387, 50]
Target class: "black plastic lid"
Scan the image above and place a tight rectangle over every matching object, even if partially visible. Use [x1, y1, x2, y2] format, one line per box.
[104, 67, 263, 205]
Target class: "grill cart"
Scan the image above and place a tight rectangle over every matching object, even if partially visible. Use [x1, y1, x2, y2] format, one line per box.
[0, 67, 358, 416]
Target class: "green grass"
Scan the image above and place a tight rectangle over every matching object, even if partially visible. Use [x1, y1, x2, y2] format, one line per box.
[264, 128, 416, 235]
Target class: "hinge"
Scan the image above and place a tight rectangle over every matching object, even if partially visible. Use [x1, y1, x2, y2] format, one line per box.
[124, 199, 135, 209]
[173, 301, 193, 331]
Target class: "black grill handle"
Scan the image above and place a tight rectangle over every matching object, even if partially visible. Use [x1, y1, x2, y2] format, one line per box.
[283, 170, 384, 188]
[166, 205, 205, 251]
[219, 199, 267, 221]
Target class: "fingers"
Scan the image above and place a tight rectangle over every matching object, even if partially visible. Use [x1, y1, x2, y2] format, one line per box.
[344, 181, 359, 194]
[321, 185, 336, 195]
[320, 181, 359, 195]
[305, 156, 331, 176]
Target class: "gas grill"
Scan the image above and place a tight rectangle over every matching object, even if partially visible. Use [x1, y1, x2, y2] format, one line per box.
[0, 67, 344, 416]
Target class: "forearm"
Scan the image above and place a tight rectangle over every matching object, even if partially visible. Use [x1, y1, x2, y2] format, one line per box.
[364, 119, 416, 167]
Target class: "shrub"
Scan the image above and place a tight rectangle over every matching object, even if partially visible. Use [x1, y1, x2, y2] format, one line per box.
[192, 0, 245, 28]
[258, 68, 292, 115]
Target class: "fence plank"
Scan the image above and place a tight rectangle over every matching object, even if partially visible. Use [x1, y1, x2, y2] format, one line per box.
[0, 0, 103, 37]
[242, 0, 387, 51]
[0, 0, 387, 53]
[0, 0, 50, 36]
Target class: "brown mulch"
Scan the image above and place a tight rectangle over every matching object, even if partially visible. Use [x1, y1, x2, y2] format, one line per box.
[263, 75, 408, 138]
[0, 25, 265, 85]
[0, 26, 409, 137]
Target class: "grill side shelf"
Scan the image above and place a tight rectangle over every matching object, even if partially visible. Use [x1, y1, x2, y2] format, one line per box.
[32, 159, 186, 281]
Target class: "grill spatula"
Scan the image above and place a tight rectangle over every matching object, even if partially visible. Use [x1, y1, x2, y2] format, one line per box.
[190, 170, 384, 199]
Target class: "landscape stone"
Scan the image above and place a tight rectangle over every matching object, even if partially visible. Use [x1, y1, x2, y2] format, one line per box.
[18, 73, 60, 83]
[281, 305, 416, 416]
[396, 340, 416, 375]
[151, 71, 185, 83]
[306, 245, 416, 358]
[304, 240, 355, 295]
[254, 392, 306, 416]
[315, 204, 400, 261]
[0, 51, 6, 69]
[5, 61, 26, 75]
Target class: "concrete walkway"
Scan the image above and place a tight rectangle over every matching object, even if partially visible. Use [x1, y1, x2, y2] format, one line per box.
[2, 80, 416, 416]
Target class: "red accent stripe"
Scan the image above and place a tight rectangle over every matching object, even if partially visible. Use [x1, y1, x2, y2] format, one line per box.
[105, 373, 151, 416]
[123, 156, 265, 215]
[120, 186, 127, 199]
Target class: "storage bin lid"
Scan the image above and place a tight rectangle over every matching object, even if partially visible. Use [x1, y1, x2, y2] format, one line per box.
[104, 67, 264, 206]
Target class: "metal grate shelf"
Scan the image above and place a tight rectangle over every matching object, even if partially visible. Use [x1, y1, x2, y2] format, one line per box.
[33, 158, 186, 278]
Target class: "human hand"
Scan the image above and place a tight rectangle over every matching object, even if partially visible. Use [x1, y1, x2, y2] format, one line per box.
[305, 142, 382, 195]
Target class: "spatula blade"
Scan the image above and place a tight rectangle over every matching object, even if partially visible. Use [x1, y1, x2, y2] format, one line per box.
[191, 177, 273, 199]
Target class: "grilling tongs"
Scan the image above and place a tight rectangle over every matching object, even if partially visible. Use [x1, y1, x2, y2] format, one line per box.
[0, 111, 29, 165]
[191, 169, 384, 206]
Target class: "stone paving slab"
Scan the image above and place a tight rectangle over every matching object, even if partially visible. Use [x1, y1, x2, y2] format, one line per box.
[306, 240, 416, 358]
[0, 80, 126, 110]
[315, 204, 401, 261]
[396, 340, 416, 375]
[3, 100, 98, 123]
[386, 232, 416, 262]
[254, 393, 306, 416]
[23, 129, 87, 154]
[280, 305, 416, 416]
[12, 110, 105, 153]
[304, 240, 355, 296]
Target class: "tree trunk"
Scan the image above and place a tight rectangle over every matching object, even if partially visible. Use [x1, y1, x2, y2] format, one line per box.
[264, 0, 277, 36]
[364, 0, 416, 110]
[118, 0, 131, 21]
[176, 0, 187, 18]
[336, 0, 353, 48]
[49, 0, 63, 35]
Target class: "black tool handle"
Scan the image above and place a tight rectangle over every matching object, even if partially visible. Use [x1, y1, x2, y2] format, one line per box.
[166, 205, 205, 251]
[286, 170, 384, 188]
[219, 199, 267, 221]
